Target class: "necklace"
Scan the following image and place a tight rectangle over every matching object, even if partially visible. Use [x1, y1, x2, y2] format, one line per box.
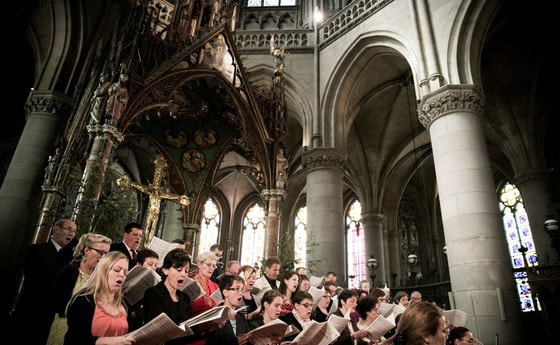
[96, 300, 124, 318]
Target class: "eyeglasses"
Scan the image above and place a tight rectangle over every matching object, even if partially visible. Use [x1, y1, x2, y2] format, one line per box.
[461, 340, 475, 344]
[202, 262, 217, 269]
[298, 303, 313, 309]
[228, 287, 243, 292]
[88, 246, 108, 256]
[58, 225, 76, 233]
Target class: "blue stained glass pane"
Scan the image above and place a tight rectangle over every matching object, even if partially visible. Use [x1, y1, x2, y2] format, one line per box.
[506, 218, 514, 228]
[500, 182, 540, 312]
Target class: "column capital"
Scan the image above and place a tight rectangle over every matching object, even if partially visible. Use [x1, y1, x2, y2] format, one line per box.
[514, 169, 551, 186]
[24, 90, 74, 118]
[261, 188, 287, 200]
[418, 85, 484, 129]
[302, 148, 346, 174]
[361, 213, 384, 225]
[86, 124, 125, 143]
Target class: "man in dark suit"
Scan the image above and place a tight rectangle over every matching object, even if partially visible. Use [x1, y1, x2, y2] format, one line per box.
[110, 222, 143, 269]
[15, 218, 77, 345]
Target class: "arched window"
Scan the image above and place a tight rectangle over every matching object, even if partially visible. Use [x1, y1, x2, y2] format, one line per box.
[241, 203, 266, 267]
[294, 206, 307, 267]
[247, 0, 296, 7]
[346, 199, 366, 288]
[499, 182, 539, 312]
[198, 198, 220, 255]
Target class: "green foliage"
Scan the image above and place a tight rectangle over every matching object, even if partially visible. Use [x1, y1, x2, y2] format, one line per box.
[277, 229, 295, 273]
[57, 155, 138, 242]
[276, 227, 321, 275]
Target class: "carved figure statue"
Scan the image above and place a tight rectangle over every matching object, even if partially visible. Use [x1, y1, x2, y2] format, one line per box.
[106, 69, 129, 125]
[270, 36, 285, 75]
[275, 148, 288, 190]
[90, 73, 110, 124]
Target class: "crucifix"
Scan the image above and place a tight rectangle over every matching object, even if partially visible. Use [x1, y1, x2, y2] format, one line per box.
[117, 155, 189, 248]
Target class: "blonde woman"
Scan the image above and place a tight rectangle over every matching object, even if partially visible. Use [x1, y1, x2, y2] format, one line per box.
[64, 251, 133, 345]
[47, 233, 111, 345]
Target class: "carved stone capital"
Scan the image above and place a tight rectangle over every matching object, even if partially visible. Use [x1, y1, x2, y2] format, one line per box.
[261, 189, 286, 200]
[302, 148, 346, 174]
[361, 213, 384, 225]
[24, 90, 74, 118]
[87, 124, 125, 143]
[418, 85, 484, 128]
[514, 169, 551, 186]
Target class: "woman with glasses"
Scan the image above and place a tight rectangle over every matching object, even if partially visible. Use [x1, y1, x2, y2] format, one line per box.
[312, 289, 332, 322]
[64, 251, 132, 345]
[279, 291, 315, 341]
[206, 275, 251, 345]
[447, 327, 476, 345]
[192, 252, 220, 316]
[47, 233, 111, 345]
[355, 296, 383, 344]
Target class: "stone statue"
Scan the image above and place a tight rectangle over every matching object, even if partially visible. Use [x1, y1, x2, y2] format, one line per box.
[275, 148, 288, 190]
[106, 67, 129, 125]
[90, 73, 110, 124]
[270, 36, 285, 75]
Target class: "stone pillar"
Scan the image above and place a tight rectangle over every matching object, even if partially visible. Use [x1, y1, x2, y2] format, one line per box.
[514, 170, 557, 264]
[0, 90, 73, 316]
[73, 124, 123, 231]
[262, 189, 286, 258]
[419, 85, 523, 344]
[183, 223, 200, 258]
[303, 148, 346, 278]
[361, 213, 385, 287]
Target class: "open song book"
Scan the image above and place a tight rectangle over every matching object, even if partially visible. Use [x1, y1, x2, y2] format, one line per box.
[245, 319, 300, 345]
[127, 306, 246, 345]
[443, 309, 468, 328]
[122, 265, 161, 306]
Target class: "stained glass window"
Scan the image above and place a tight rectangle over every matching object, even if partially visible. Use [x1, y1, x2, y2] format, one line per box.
[198, 198, 221, 255]
[498, 182, 539, 312]
[346, 200, 366, 289]
[241, 203, 266, 268]
[294, 206, 307, 267]
[247, 0, 296, 7]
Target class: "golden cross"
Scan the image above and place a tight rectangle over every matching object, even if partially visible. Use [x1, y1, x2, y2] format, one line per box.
[117, 155, 189, 247]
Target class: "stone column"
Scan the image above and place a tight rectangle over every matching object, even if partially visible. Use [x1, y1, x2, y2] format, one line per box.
[303, 148, 346, 278]
[419, 85, 523, 344]
[0, 90, 73, 315]
[361, 213, 385, 287]
[514, 170, 557, 264]
[262, 189, 286, 258]
[183, 223, 200, 258]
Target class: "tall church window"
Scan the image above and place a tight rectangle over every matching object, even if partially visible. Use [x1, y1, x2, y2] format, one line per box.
[294, 206, 307, 267]
[247, 0, 296, 7]
[346, 199, 366, 288]
[198, 198, 220, 255]
[499, 182, 539, 312]
[241, 203, 266, 267]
